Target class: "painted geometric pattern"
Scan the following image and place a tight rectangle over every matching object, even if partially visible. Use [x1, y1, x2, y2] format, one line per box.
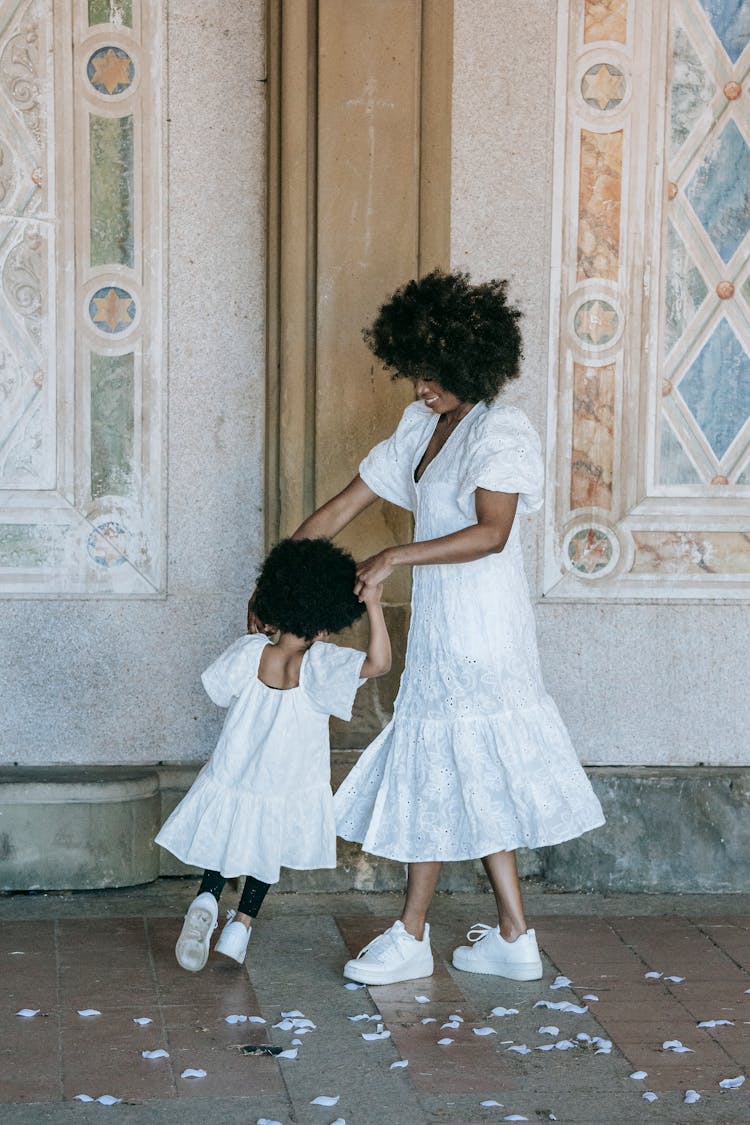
[545, 0, 750, 599]
[0, 0, 162, 595]
[660, 0, 750, 489]
[0, 0, 54, 490]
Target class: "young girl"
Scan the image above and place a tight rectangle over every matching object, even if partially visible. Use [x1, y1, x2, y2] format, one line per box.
[156, 537, 391, 972]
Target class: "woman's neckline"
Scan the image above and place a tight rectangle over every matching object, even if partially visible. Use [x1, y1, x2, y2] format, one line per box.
[413, 401, 482, 484]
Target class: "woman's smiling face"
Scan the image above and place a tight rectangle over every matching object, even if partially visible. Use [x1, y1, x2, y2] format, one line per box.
[411, 376, 470, 414]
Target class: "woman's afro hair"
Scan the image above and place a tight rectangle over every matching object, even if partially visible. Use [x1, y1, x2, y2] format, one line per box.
[363, 269, 523, 403]
[253, 537, 365, 641]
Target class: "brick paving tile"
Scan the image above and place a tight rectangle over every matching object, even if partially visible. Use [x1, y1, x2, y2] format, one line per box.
[0, 916, 285, 1105]
[336, 914, 516, 1095]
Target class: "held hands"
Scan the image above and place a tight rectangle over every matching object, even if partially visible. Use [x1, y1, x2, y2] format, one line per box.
[354, 550, 396, 601]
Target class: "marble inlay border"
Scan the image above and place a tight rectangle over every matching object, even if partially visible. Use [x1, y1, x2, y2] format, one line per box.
[545, 0, 750, 600]
[0, 0, 163, 596]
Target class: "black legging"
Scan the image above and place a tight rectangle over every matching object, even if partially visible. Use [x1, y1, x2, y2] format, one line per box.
[198, 869, 270, 917]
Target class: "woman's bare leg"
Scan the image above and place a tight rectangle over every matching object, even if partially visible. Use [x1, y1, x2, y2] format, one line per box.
[400, 861, 442, 940]
[481, 850, 528, 941]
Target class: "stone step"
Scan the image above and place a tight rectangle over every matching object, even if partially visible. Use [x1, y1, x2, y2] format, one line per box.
[1, 760, 748, 893]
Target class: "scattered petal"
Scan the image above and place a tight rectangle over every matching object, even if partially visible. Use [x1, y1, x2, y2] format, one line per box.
[291, 1019, 316, 1029]
[330, 1119, 346, 1125]
[506, 1044, 531, 1054]
[554, 1039, 578, 1050]
[642, 1092, 658, 1102]
[576, 1033, 592, 1043]
[344, 982, 364, 990]
[248, 1015, 266, 1024]
[550, 975, 572, 990]
[473, 1027, 497, 1036]
[257, 1119, 283, 1125]
[448, 1014, 464, 1023]
[96, 1096, 121, 1105]
[142, 1049, 169, 1059]
[225, 1014, 248, 1025]
[291, 1038, 302, 1046]
[16, 1009, 40, 1018]
[441, 1021, 461, 1030]
[133, 1017, 153, 1026]
[491, 1006, 519, 1017]
[311, 1095, 340, 1106]
[665, 976, 685, 983]
[390, 1059, 409, 1069]
[534, 1000, 588, 1014]
[629, 1071, 648, 1080]
[420, 1017, 437, 1024]
[74, 1095, 95, 1102]
[414, 995, 430, 1004]
[697, 1019, 733, 1028]
[719, 1076, 745, 1089]
[362, 1030, 391, 1041]
[281, 1010, 305, 1018]
[644, 971, 662, 979]
[538, 1026, 560, 1036]
[503, 1117, 529, 1122]
[592, 1037, 612, 1053]
[348, 1014, 371, 1022]
[582, 994, 599, 1002]
[537, 1045, 555, 1051]
[662, 1040, 693, 1053]
[77, 1009, 102, 1018]
[180, 1069, 207, 1079]
[277, 1048, 299, 1060]
[437, 1037, 454, 1046]
[273, 1019, 294, 1031]
[481, 1100, 503, 1108]
[684, 1090, 700, 1104]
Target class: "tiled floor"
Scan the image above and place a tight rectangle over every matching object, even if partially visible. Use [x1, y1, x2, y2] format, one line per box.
[1, 885, 749, 1124]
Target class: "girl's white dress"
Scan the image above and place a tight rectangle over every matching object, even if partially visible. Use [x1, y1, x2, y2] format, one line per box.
[334, 399, 605, 862]
[156, 635, 365, 883]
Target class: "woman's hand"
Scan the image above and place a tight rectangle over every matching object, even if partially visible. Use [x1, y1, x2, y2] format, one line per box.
[355, 550, 396, 599]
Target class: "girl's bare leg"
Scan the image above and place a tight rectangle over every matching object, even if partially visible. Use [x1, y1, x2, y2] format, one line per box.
[481, 850, 528, 942]
[400, 861, 442, 940]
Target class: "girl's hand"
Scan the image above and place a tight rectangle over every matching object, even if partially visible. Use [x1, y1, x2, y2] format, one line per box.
[355, 550, 396, 598]
[359, 581, 384, 606]
[247, 591, 275, 635]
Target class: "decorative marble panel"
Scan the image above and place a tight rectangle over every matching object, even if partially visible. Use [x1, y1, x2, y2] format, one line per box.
[0, 0, 162, 595]
[546, 0, 750, 599]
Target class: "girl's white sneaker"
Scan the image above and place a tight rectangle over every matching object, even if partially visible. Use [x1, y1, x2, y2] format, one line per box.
[215, 917, 252, 964]
[175, 892, 218, 972]
[452, 923, 543, 980]
[343, 921, 434, 985]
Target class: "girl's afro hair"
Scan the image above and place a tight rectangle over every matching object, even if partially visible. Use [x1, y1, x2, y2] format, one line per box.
[363, 269, 523, 403]
[253, 537, 365, 641]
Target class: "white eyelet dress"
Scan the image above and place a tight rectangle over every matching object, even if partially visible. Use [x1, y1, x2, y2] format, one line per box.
[156, 635, 366, 883]
[334, 399, 605, 862]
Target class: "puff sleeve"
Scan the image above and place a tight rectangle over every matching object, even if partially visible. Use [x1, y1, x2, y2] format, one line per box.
[301, 642, 367, 721]
[459, 404, 544, 516]
[201, 635, 264, 708]
[358, 401, 432, 511]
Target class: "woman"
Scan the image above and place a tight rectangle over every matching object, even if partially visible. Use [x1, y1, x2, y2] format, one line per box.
[251, 270, 604, 986]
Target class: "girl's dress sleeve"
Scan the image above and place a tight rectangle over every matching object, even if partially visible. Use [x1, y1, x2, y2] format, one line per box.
[358, 400, 431, 512]
[459, 403, 544, 517]
[201, 635, 264, 708]
[301, 642, 367, 721]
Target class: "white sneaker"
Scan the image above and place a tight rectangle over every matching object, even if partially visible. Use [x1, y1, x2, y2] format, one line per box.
[452, 923, 543, 980]
[175, 892, 218, 972]
[343, 921, 434, 985]
[215, 912, 251, 964]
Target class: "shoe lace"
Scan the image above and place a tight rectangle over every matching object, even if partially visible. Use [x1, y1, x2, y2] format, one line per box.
[226, 909, 237, 923]
[466, 922, 493, 945]
[355, 925, 399, 963]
